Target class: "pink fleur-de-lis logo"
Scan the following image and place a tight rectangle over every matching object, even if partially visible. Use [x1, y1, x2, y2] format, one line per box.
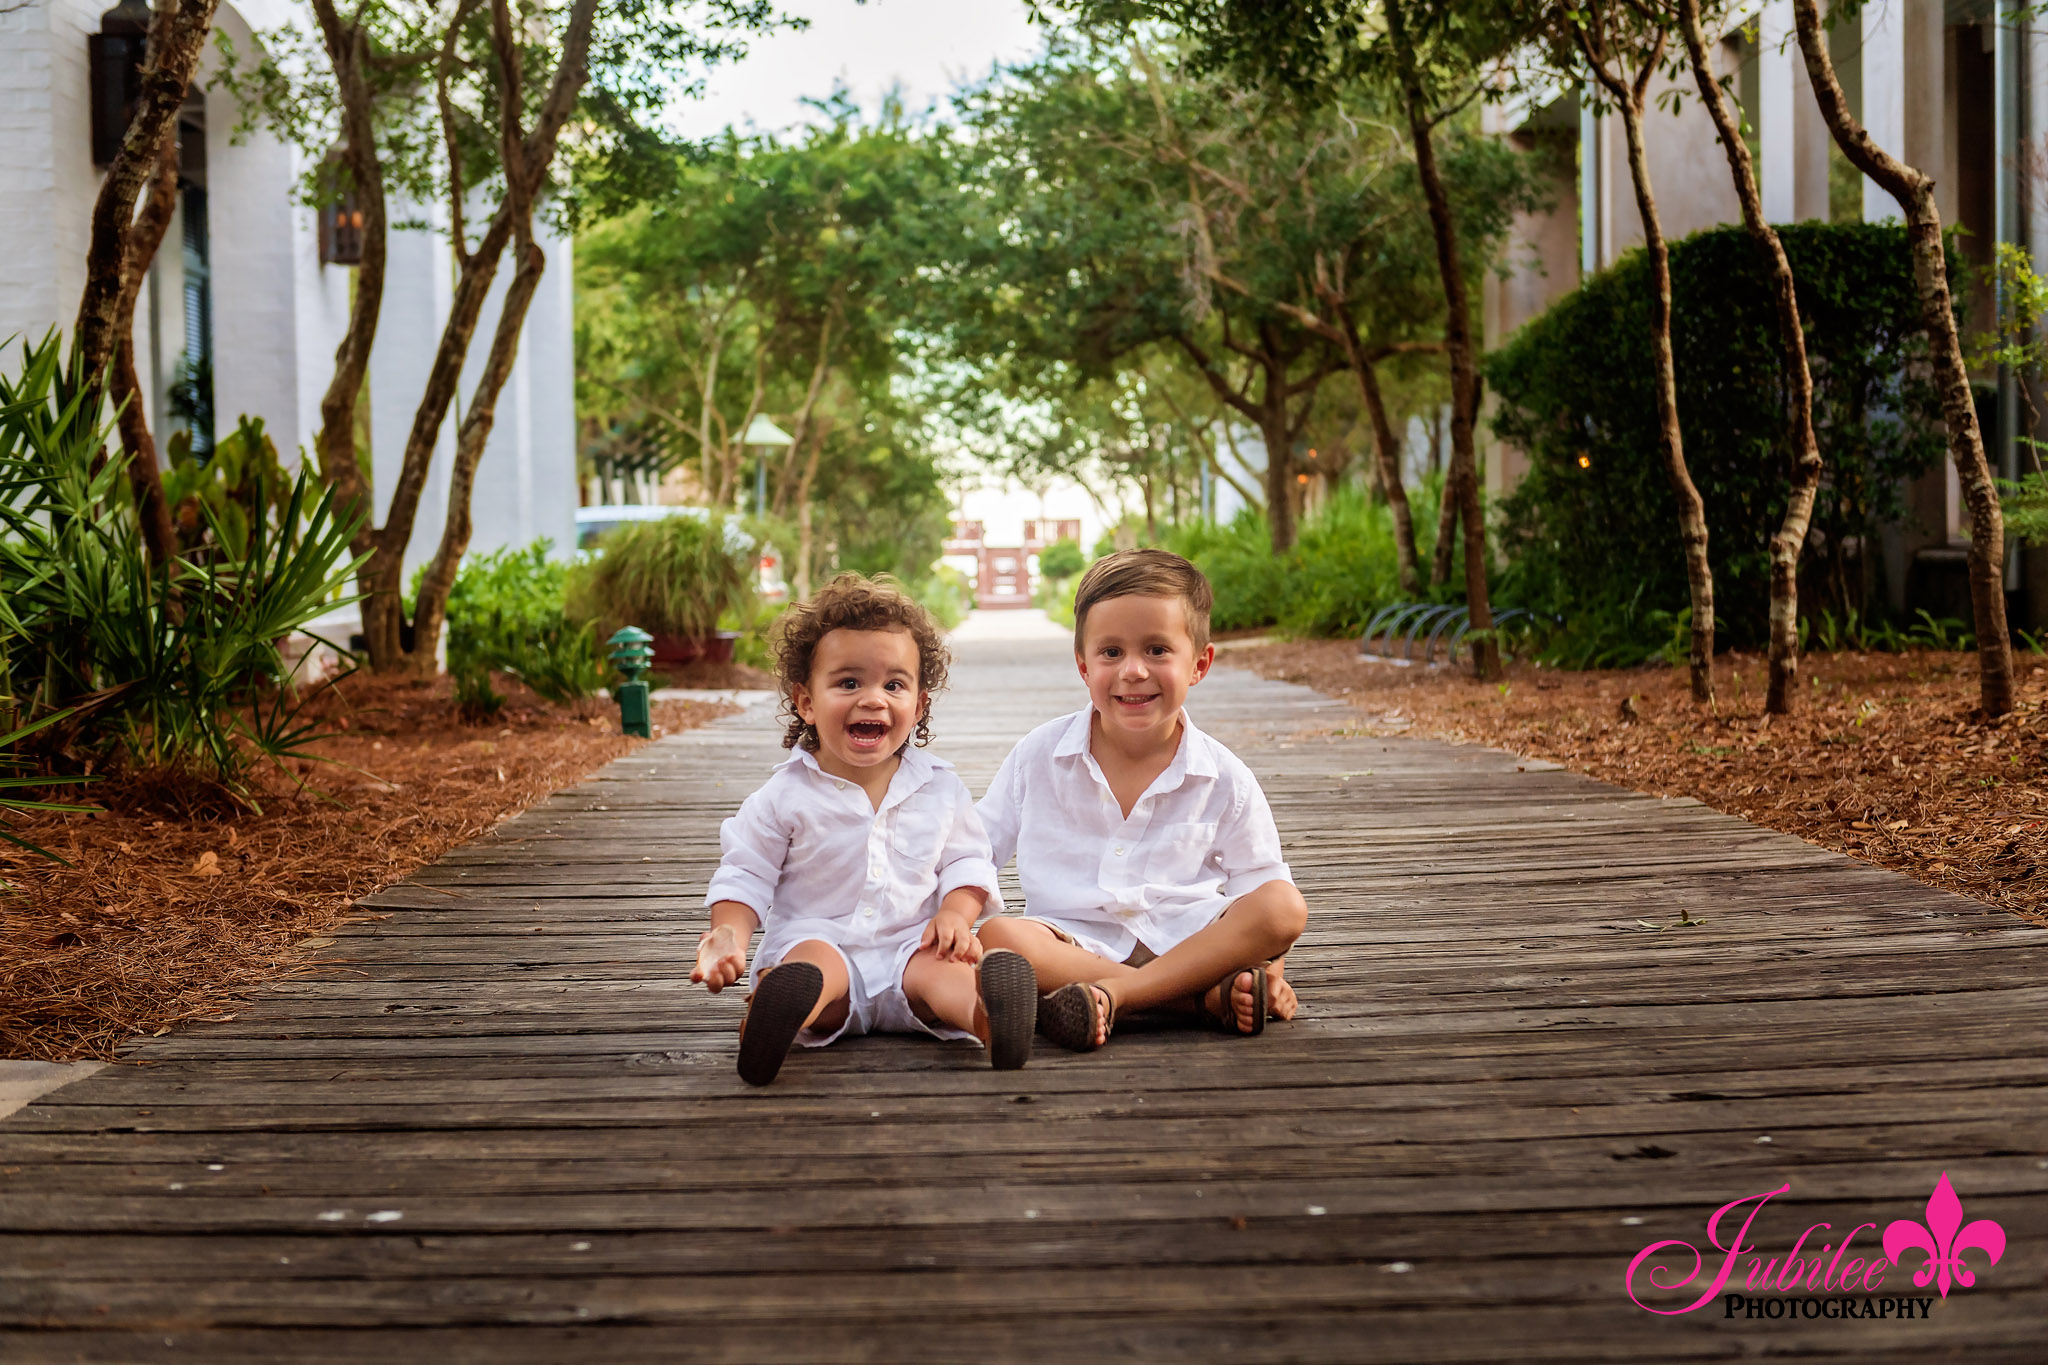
[1882, 1173, 2006, 1298]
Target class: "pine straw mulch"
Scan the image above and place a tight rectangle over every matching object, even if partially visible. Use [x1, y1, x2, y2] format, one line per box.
[1218, 640, 2048, 926]
[0, 677, 737, 1062]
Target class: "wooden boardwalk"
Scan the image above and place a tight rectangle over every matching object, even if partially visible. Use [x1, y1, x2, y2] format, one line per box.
[3, 625, 2045, 1361]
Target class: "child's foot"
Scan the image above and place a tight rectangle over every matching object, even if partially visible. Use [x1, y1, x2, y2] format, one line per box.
[1266, 958, 1298, 1020]
[1039, 982, 1115, 1051]
[1201, 967, 1267, 1036]
[737, 961, 824, 1086]
[979, 949, 1037, 1070]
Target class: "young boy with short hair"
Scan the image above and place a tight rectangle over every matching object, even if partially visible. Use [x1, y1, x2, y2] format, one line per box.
[976, 549, 1306, 1050]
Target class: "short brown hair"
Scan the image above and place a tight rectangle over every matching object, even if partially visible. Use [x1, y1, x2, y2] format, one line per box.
[772, 573, 950, 752]
[1072, 549, 1213, 653]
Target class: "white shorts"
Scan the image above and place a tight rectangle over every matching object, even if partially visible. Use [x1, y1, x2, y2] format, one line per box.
[750, 919, 976, 1047]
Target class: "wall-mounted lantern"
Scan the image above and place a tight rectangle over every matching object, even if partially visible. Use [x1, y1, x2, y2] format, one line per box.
[88, 0, 154, 168]
[316, 148, 365, 265]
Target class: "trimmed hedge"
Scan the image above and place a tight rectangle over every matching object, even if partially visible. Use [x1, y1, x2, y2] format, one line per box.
[1486, 221, 1948, 646]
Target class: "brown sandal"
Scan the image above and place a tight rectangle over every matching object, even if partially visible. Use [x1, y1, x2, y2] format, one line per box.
[1204, 965, 1267, 1037]
[1039, 981, 1115, 1052]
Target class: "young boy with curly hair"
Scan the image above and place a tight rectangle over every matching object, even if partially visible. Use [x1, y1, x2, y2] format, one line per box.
[691, 574, 1038, 1084]
[977, 549, 1306, 1049]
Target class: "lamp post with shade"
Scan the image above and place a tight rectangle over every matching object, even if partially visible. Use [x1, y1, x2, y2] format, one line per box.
[741, 414, 793, 518]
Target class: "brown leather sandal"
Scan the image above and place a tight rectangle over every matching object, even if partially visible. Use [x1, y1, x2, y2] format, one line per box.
[1204, 964, 1267, 1037]
[1038, 981, 1115, 1052]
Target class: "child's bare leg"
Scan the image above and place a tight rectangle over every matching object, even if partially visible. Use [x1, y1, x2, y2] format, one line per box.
[978, 917, 1135, 993]
[902, 947, 984, 1037]
[1107, 880, 1306, 1030]
[772, 939, 852, 1036]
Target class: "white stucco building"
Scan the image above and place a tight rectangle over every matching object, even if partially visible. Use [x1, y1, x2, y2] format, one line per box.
[0, 0, 577, 581]
[1484, 0, 2047, 628]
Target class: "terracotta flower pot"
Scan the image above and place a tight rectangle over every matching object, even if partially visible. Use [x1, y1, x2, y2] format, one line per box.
[649, 630, 739, 666]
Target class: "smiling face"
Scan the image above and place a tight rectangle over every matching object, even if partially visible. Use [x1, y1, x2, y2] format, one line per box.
[792, 627, 927, 779]
[1076, 593, 1214, 743]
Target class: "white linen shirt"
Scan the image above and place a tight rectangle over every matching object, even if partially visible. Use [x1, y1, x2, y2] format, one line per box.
[704, 745, 999, 952]
[978, 706, 1292, 961]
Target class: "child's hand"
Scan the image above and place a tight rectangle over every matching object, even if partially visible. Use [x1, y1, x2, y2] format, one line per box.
[692, 924, 748, 991]
[921, 910, 983, 964]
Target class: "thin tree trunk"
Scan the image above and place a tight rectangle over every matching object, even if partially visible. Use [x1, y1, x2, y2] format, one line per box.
[1258, 395, 1295, 552]
[1175, 336, 1301, 548]
[71, 0, 221, 415]
[1681, 0, 1817, 714]
[1430, 472, 1459, 585]
[1791, 0, 2012, 716]
[410, 239, 548, 667]
[1385, 0, 1497, 676]
[358, 0, 600, 675]
[308, 0, 388, 569]
[110, 129, 181, 566]
[772, 306, 837, 519]
[1278, 260, 1423, 594]
[1348, 340, 1419, 597]
[1578, 16, 1714, 703]
[792, 422, 830, 600]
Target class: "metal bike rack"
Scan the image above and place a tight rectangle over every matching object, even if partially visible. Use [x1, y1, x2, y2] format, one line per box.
[1362, 602, 1565, 669]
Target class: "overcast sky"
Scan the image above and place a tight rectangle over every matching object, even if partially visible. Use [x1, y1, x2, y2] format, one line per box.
[669, 0, 1046, 140]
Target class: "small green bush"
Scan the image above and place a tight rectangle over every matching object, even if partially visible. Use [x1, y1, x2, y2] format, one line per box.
[1038, 537, 1085, 581]
[567, 513, 756, 641]
[1165, 480, 1448, 637]
[906, 566, 976, 631]
[434, 541, 606, 706]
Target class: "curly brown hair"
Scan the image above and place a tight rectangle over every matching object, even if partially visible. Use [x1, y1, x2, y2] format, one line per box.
[772, 573, 951, 752]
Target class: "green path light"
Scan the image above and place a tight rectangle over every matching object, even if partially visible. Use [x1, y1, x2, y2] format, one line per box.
[608, 626, 654, 739]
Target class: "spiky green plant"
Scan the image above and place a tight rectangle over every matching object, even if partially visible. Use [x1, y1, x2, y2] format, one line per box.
[566, 513, 756, 642]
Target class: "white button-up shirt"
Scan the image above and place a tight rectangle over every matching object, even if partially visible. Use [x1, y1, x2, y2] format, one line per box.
[978, 707, 1292, 961]
[705, 746, 999, 951]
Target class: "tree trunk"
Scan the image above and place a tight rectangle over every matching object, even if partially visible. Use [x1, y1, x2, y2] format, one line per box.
[355, 0, 600, 675]
[71, 0, 222, 415]
[409, 240, 548, 671]
[792, 422, 830, 600]
[772, 306, 837, 519]
[1259, 392, 1295, 553]
[1580, 18, 1715, 703]
[1430, 458, 1460, 585]
[1791, 0, 2012, 715]
[1681, 0, 1819, 714]
[308, 0, 387, 571]
[110, 129, 181, 566]
[1349, 342, 1419, 596]
[1385, 0, 1496, 675]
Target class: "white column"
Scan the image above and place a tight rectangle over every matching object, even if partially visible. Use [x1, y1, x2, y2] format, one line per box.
[1861, 0, 1905, 221]
[1759, 1, 1799, 222]
[1579, 98, 1601, 273]
[370, 202, 456, 574]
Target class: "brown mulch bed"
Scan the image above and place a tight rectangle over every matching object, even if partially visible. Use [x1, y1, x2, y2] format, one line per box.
[1220, 639, 2048, 925]
[1, 677, 736, 1062]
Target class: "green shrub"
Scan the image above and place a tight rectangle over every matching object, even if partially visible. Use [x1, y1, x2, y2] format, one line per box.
[1038, 537, 1085, 581]
[1486, 221, 1948, 646]
[1043, 571, 1080, 630]
[905, 566, 976, 631]
[567, 512, 756, 641]
[429, 540, 608, 706]
[0, 334, 366, 799]
[2003, 471, 2048, 546]
[1165, 479, 1449, 637]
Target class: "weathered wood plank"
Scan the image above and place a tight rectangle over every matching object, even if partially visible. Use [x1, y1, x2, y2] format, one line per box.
[4, 630, 2044, 1360]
